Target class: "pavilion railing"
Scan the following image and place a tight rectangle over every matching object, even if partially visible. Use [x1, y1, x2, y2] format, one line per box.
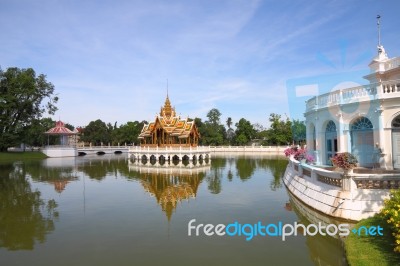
[288, 157, 400, 191]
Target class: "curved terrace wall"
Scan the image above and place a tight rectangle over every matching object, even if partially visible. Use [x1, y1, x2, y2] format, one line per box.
[283, 157, 397, 221]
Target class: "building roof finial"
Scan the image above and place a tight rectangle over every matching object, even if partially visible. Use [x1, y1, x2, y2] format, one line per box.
[377, 15, 381, 48]
[375, 15, 388, 61]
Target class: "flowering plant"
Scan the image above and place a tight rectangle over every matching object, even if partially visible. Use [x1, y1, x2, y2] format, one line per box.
[304, 153, 315, 164]
[284, 146, 315, 164]
[330, 152, 357, 170]
[381, 190, 400, 252]
[284, 146, 298, 157]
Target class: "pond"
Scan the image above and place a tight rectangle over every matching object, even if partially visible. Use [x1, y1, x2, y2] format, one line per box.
[0, 154, 348, 266]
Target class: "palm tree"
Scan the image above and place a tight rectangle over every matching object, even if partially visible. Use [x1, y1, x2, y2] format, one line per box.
[226, 117, 232, 129]
[226, 117, 234, 144]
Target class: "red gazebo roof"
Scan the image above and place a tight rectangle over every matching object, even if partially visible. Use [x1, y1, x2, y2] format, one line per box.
[45, 121, 77, 135]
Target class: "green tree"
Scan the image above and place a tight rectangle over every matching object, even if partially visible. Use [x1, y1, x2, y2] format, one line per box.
[253, 123, 269, 144]
[199, 109, 226, 146]
[201, 123, 225, 146]
[0, 67, 58, 151]
[265, 113, 292, 145]
[226, 117, 232, 129]
[81, 119, 111, 145]
[64, 123, 75, 132]
[292, 119, 306, 145]
[234, 118, 256, 145]
[226, 117, 234, 144]
[207, 108, 222, 126]
[22, 118, 57, 148]
[112, 121, 145, 145]
[194, 118, 206, 145]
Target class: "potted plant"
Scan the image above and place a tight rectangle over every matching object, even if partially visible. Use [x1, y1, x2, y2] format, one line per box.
[284, 146, 315, 164]
[284, 146, 298, 158]
[330, 152, 358, 176]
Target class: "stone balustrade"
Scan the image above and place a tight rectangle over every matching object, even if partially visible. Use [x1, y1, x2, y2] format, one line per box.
[289, 157, 400, 191]
[305, 79, 400, 112]
[384, 57, 400, 72]
[209, 145, 287, 153]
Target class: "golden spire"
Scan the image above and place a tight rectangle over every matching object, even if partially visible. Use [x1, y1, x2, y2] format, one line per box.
[160, 90, 175, 118]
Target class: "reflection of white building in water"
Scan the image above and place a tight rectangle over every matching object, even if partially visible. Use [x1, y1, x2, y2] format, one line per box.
[305, 39, 400, 169]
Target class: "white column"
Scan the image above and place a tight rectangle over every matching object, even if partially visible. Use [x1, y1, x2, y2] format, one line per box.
[376, 108, 387, 169]
[377, 108, 385, 152]
[314, 117, 321, 165]
[337, 113, 346, 152]
[346, 129, 352, 153]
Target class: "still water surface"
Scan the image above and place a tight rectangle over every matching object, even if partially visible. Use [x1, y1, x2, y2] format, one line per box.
[0, 155, 347, 266]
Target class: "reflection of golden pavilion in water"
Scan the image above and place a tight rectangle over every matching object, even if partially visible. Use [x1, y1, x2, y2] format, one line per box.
[129, 162, 210, 220]
[138, 94, 200, 147]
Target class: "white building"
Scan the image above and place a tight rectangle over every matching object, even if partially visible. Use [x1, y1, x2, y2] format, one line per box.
[305, 43, 400, 169]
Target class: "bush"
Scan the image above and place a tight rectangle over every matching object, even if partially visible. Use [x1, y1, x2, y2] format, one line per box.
[381, 189, 400, 252]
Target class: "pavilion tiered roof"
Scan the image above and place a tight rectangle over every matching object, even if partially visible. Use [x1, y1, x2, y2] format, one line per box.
[45, 121, 77, 135]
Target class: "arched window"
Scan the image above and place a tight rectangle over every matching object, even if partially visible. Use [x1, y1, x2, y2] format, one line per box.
[325, 120, 337, 164]
[392, 115, 400, 128]
[392, 114, 400, 169]
[351, 117, 373, 130]
[351, 117, 374, 167]
[326, 120, 336, 132]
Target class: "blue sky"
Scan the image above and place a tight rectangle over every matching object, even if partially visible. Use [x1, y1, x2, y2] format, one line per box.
[1, 0, 399, 128]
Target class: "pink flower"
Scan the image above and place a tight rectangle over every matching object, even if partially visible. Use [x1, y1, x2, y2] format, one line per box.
[284, 146, 314, 163]
[330, 152, 358, 170]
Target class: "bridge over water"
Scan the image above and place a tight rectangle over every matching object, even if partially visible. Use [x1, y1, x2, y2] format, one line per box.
[77, 146, 129, 156]
[42, 145, 286, 158]
[76, 145, 286, 157]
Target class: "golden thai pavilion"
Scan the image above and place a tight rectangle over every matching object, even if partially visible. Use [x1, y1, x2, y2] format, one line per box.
[138, 95, 200, 147]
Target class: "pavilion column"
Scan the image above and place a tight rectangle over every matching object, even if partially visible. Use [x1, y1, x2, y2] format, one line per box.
[377, 108, 385, 151]
[337, 113, 346, 152]
[314, 117, 321, 165]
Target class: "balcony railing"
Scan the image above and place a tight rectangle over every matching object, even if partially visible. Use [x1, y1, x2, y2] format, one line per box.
[384, 57, 400, 72]
[289, 157, 400, 191]
[305, 80, 400, 112]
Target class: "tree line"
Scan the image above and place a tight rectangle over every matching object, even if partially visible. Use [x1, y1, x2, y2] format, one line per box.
[0, 67, 305, 150]
[194, 108, 305, 146]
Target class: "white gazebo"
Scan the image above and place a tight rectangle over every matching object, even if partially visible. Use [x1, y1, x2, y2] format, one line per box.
[42, 121, 78, 157]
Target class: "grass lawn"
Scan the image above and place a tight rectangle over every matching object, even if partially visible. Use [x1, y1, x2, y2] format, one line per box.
[0, 151, 47, 161]
[345, 215, 400, 265]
